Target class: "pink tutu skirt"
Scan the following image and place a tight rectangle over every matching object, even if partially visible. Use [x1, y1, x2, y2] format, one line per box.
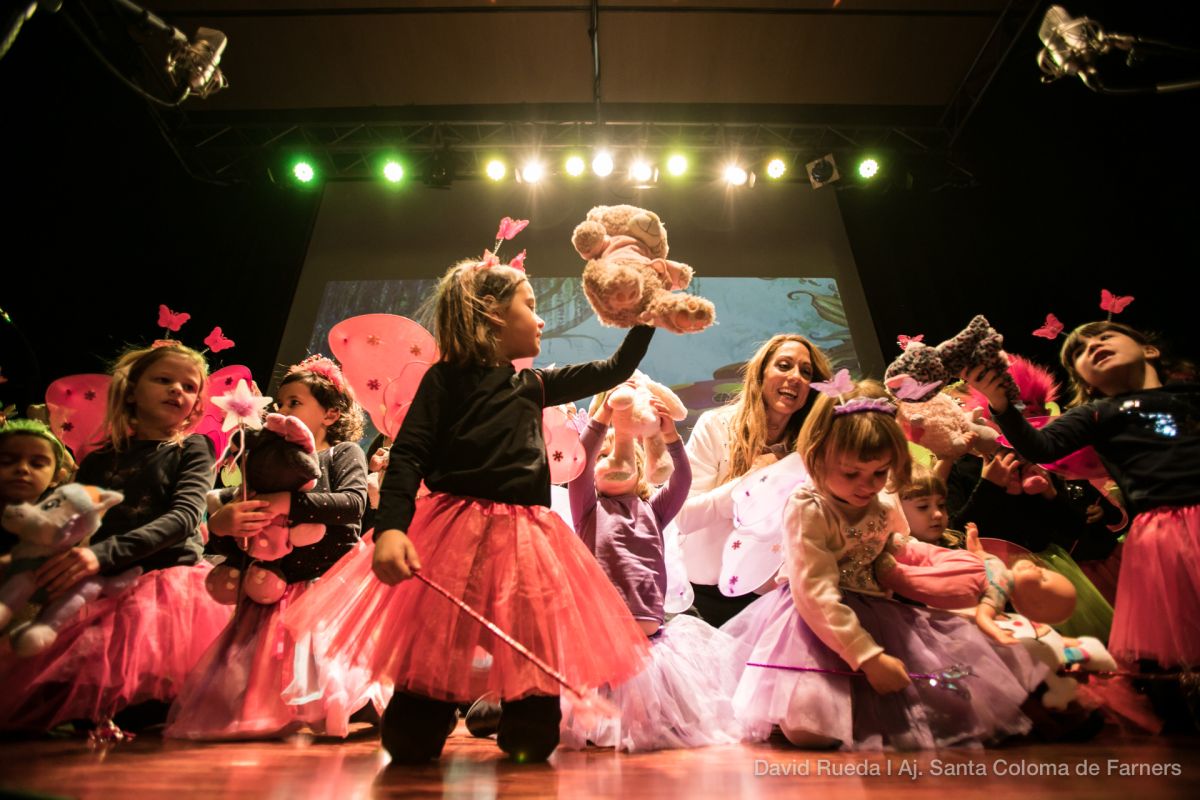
[560, 613, 753, 752]
[284, 493, 651, 704]
[166, 581, 385, 740]
[1109, 503, 1200, 667]
[0, 563, 231, 731]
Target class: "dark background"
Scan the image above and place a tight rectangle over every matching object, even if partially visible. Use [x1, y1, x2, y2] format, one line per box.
[3, 0, 1197, 412]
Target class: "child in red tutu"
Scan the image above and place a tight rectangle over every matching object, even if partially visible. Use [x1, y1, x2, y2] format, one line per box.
[967, 321, 1200, 728]
[286, 254, 657, 763]
[166, 356, 370, 740]
[0, 343, 231, 732]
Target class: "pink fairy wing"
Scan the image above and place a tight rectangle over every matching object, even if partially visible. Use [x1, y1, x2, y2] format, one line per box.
[720, 453, 812, 596]
[542, 404, 586, 484]
[196, 365, 254, 456]
[811, 368, 854, 398]
[996, 415, 1110, 481]
[45, 374, 111, 460]
[328, 314, 438, 437]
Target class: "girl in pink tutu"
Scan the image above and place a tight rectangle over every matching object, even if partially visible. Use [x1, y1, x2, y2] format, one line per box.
[166, 356, 370, 740]
[966, 321, 1200, 728]
[0, 343, 231, 733]
[285, 255, 656, 763]
[730, 377, 1044, 750]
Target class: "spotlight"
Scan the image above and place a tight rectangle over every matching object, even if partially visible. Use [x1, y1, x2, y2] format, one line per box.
[565, 155, 586, 177]
[766, 158, 787, 179]
[724, 164, 749, 186]
[518, 160, 545, 184]
[486, 160, 507, 181]
[666, 154, 688, 176]
[805, 154, 840, 189]
[858, 158, 879, 179]
[425, 150, 454, 188]
[592, 151, 614, 177]
[629, 160, 655, 184]
[292, 161, 315, 183]
[383, 160, 404, 183]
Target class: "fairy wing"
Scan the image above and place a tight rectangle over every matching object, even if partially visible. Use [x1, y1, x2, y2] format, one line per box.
[328, 314, 439, 439]
[542, 403, 586, 484]
[45, 374, 111, 461]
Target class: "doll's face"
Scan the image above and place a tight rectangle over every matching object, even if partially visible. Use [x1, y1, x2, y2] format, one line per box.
[1010, 559, 1077, 624]
[900, 492, 948, 543]
[0, 435, 58, 505]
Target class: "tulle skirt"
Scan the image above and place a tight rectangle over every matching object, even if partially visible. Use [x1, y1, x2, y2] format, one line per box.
[728, 586, 1046, 750]
[560, 613, 753, 752]
[165, 581, 384, 740]
[1109, 504, 1200, 667]
[0, 563, 231, 731]
[284, 493, 650, 704]
[1036, 543, 1114, 643]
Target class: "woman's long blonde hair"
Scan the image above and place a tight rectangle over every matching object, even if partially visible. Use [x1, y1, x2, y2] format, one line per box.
[724, 334, 832, 483]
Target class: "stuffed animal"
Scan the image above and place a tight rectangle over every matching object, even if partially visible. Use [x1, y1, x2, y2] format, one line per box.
[571, 205, 715, 334]
[886, 387, 999, 460]
[596, 371, 687, 489]
[885, 315, 1022, 409]
[206, 413, 325, 605]
[0, 483, 141, 656]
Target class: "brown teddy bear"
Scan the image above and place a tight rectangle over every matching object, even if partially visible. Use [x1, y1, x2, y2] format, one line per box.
[571, 205, 716, 334]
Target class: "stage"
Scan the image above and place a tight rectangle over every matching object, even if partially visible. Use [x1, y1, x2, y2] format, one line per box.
[1, 723, 1197, 799]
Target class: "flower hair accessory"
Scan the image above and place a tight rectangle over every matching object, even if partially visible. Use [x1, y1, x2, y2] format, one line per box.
[289, 354, 346, 391]
[472, 217, 530, 272]
[811, 369, 897, 417]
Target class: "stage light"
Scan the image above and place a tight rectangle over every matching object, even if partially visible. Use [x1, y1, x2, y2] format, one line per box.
[486, 160, 507, 181]
[724, 164, 749, 186]
[592, 151, 614, 177]
[565, 155, 586, 176]
[629, 160, 654, 183]
[383, 160, 404, 183]
[805, 154, 840, 189]
[293, 161, 315, 183]
[858, 158, 879, 179]
[766, 158, 787, 179]
[518, 160, 546, 184]
[666, 154, 688, 176]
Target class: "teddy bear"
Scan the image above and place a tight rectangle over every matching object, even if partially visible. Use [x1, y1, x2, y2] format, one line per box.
[595, 371, 687, 489]
[571, 204, 716, 334]
[885, 315, 1023, 410]
[0, 483, 142, 656]
[885, 384, 1000, 461]
[206, 413, 325, 605]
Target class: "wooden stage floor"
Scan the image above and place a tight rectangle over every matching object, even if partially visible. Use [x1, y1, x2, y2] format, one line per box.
[1, 723, 1197, 799]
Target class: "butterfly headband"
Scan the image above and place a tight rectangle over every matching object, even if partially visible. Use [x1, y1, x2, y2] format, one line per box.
[1032, 288, 1134, 341]
[153, 304, 236, 355]
[472, 217, 529, 272]
[811, 369, 897, 417]
[288, 354, 347, 391]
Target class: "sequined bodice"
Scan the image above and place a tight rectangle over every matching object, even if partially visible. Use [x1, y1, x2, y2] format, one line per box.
[836, 503, 892, 594]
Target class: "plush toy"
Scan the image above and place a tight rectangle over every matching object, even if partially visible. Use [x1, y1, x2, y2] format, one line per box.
[886, 386, 999, 460]
[885, 315, 1022, 409]
[596, 371, 687, 489]
[206, 413, 325, 605]
[571, 205, 715, 334]
[0, 483, 141, 656]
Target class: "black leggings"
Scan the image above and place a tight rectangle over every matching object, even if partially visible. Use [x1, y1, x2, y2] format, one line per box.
[382, 691, 561, 764]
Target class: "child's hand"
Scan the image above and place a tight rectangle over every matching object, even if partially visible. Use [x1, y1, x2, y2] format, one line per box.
[369, 447, 390, 474]
[963, 366, 1010, 414]
[983, 625, 1019, 646]
[650, 396, 679, 443]
[209, 499, 272, 538]
[373, 529, 421, 585]
[981, 451, 1018, 489]
[1085, 502, 1104, 524]
[964, 522, 984, 556]
[36, 546, 101, 600]
[860, 652, 912, 694]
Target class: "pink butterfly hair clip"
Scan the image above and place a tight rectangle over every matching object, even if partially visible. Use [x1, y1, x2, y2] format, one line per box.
[1100, 288, 1134, 319]
[473, 217, 530, 272]
[812, 369, 897, 417]
[1032, 313, 1064, 340]
[289, 354, 347, 391]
